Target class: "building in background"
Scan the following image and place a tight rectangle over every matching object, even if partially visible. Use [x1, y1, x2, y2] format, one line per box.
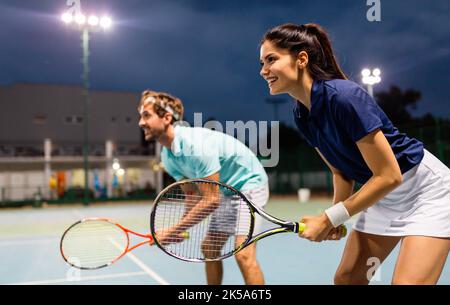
[0, 83, 162, 204]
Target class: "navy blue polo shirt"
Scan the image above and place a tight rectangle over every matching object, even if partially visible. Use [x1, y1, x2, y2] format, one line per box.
[293, 79, 424, 184]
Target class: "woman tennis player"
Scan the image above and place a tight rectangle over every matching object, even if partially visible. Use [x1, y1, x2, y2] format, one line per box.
[259, 23, 449, 284]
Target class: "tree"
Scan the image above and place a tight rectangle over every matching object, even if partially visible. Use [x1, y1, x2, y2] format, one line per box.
[375, 86, 422, 125]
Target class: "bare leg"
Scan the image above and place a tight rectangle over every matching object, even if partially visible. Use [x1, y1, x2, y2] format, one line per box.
[334, 230, 401, 285]
[205, 261, 223, 285]
[392, 236, 450, 285]
[202, 231, 230, 285]
[234, 236, 264, 285]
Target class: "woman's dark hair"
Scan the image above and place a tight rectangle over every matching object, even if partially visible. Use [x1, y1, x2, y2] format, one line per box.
[261, 23, 347, 80]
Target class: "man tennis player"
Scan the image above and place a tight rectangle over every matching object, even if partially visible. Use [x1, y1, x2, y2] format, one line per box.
[138, 90, 269, 285]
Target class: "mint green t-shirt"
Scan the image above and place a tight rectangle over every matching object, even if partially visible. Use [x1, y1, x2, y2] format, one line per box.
[161, 126, 268, 191]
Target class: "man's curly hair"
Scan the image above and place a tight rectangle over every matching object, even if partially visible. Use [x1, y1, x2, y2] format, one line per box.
[139, 90, 184, 123]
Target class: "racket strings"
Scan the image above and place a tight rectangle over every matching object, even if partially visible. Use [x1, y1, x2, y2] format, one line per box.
[153, 182, 253, 260]
[61, 220, 128, 269]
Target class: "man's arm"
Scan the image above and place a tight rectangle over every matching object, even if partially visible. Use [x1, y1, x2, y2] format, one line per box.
[179, 173, 219, 216]
[167, 172, 221, 234]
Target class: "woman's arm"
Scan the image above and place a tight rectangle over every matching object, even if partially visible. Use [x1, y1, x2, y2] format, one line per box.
[342, 129, 403, 216]
[316, 148, 355, 204]
[316, 148, 354, 239]
[301, 130, 402, 242]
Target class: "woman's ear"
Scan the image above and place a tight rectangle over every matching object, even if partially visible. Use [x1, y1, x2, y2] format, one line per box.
[297, 51, 309, 69]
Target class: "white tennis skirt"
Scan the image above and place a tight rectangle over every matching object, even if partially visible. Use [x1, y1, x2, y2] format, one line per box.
[354, 149, 450, 237]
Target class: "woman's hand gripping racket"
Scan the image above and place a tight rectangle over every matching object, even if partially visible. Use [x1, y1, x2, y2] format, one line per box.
[60, 218, 189, 270]
[150, 179, 347, 262]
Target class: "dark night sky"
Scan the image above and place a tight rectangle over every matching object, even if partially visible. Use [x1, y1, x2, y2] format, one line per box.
[0, 0, 449, 125]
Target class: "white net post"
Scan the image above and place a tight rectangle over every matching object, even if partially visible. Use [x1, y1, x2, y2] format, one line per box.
[105, 140, 113, 198]
[44, 138, 52, 199]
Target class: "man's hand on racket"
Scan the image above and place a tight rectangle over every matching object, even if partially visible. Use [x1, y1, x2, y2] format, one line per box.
[299, 213, 334, 242]
[155, 228, 186, 246]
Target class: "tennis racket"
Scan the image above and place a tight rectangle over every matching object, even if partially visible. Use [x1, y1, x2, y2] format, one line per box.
[150, 179, 347, 262]
[60, 217, 189, 270]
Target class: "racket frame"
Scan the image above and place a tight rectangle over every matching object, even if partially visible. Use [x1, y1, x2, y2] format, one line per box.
[60, 217, 153, 270]
[150, 179, 301, 262]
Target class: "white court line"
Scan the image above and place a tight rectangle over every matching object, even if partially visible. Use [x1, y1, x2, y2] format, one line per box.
[107, 237, 169, 285]
[5, 271, 148, 285]
[72, 209, 169, 285]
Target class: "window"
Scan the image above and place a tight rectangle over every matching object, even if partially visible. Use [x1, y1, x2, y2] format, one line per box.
[33, 115, 47, 125]
[64, 115, 83, 125]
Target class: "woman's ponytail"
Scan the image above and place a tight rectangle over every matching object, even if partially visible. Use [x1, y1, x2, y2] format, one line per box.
[261, 23, 347, 80]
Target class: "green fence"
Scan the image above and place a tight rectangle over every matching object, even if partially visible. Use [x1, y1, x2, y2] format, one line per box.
[398, 120, 449, 164]
[268, 121, 450, 194]
[1, 121, 448, 205]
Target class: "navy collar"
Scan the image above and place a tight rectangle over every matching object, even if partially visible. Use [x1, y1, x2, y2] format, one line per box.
[294, 79, 325, 119]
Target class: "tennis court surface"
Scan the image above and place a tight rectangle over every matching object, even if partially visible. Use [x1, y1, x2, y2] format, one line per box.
[1, 198, 449, 285]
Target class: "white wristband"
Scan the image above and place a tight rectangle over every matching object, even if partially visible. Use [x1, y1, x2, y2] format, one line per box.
[325, 202, 350, 228]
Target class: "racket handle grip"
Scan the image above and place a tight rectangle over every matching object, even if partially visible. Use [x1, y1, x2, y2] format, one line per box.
[298, 222, 306, 234]
[298, 223, 348, 238]
[341, 225, 348, 237]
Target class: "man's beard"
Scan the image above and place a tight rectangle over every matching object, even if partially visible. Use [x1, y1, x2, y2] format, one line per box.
[144, 128, 162, 141]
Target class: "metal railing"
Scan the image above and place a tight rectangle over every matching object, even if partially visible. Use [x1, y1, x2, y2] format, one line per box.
[0, 141, 156, 157]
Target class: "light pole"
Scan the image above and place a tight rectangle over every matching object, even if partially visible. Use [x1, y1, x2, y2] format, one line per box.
[62, 11, 112, 205]
[362, 68, 381, 97]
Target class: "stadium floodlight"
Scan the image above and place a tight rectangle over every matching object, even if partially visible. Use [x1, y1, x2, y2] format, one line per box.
[88, 15, 99, 26]
[61, 7, 113, 205]
[361, 68, 382, 97]
[100, 16, 112, 29]
[361, 68, 371, 78]
[61, 12, 73, 24]
[62, 12, 111, 30]
[74, 14, 86, 25]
